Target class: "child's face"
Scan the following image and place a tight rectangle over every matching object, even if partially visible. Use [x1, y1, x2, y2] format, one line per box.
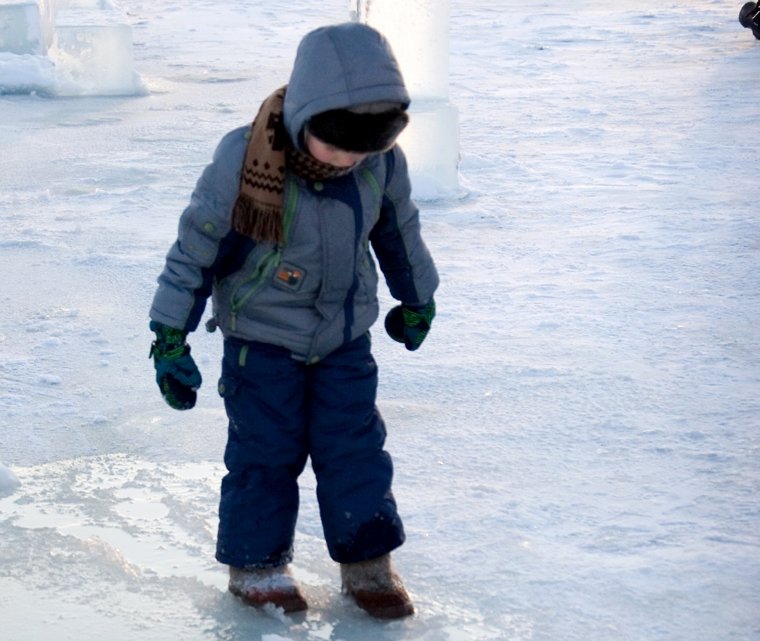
[305, 133, 369, 169]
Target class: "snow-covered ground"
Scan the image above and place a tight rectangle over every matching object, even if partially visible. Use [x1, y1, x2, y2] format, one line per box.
[1, 1, 759, 640]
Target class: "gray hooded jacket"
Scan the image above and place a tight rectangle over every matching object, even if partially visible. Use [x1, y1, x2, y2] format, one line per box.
[150, 23, 438, 363]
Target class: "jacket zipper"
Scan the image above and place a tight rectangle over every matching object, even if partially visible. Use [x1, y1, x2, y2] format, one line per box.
[229, 176, 298, 330]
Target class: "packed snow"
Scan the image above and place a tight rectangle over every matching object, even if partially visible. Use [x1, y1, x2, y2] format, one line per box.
[1, 1, 759, 640]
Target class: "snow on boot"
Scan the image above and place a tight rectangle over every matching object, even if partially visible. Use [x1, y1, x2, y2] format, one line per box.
[228, 565, 308, 613]
[340, 554, 414, 619]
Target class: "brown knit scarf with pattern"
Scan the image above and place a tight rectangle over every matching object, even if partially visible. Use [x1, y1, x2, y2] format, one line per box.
[231, 86, 355, 244]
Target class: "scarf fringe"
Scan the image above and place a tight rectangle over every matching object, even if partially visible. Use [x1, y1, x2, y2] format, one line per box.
[231, 193, 284, 245]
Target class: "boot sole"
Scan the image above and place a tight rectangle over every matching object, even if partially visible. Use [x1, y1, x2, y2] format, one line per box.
[347, 588, 415, 619]
[229, 585, 308, 613]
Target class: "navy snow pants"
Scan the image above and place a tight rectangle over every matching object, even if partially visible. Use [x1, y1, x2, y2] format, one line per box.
[215, 333, 405, 569]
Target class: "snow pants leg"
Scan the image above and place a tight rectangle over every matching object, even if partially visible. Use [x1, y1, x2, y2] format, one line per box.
[307, 334, 405, 564]
[215, 334, 405, 569]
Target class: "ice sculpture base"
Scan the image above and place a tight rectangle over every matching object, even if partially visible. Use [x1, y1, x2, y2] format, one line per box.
[399, 100, 461, 201]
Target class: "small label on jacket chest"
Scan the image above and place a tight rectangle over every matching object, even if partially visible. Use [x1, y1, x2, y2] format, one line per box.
[273, 262, 306, 291]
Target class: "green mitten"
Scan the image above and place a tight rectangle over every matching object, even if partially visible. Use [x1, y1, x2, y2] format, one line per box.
[384, 300, 435, 351]
[149, 321, 202, 410]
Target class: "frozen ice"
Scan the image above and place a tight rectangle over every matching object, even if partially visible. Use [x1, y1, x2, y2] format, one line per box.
[0, 50, 55, 93]
[0, 463, 21, 496]
[51, 1, 142, 96]
[351, 0, 450, 99]
[1, 1, 759, 640]
[397, 99, 460, 200]
[353, 0, 460, 200]
[52, 17, 139, 95]
[0, 2, 45, 54]
[0, 0, 55, 55]
[0, 0, 143, 95]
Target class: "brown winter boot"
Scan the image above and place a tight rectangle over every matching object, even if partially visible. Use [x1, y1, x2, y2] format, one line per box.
[340, 554, 414, 619]
[228, 565, 308, 613]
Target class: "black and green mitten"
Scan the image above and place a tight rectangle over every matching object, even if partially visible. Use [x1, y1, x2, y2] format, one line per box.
[149, 320, 202, 410]
[384, 300, 436, 351]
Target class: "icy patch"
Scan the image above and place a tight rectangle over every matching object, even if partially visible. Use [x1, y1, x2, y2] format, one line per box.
[0, 464, 21, 496]
[0, 454, 514, 640]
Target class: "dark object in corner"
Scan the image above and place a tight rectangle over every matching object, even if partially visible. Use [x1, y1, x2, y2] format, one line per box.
[739, 2, 760, 40]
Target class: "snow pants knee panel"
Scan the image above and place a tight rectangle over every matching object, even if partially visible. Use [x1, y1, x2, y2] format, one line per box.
[215, 335, 405, 568]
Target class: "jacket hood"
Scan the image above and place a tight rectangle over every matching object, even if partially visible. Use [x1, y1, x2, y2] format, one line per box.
[283, 23, 410, 149]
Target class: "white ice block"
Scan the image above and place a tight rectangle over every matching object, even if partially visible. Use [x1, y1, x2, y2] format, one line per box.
[351, 0, 450, 100]
[0, 2, 45, 54]
[1, 0, 142, 96]
[37, 0, 53, 47]
[51, 4, 139, 95]
[398, 100, 460, 201]
[352, 0, 460, 199]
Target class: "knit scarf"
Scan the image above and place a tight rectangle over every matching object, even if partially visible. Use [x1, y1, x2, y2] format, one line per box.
[231, 86, 355, 244]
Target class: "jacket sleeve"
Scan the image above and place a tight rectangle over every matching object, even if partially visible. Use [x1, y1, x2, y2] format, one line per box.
[369, 146, 439, 306]
[149, 126, 249, 332]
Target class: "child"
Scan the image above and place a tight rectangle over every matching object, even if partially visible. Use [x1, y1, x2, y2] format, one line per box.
[148, 22, 438, 619]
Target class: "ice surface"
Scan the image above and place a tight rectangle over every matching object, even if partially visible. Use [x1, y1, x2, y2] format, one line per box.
[1, 1, 759, 640]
